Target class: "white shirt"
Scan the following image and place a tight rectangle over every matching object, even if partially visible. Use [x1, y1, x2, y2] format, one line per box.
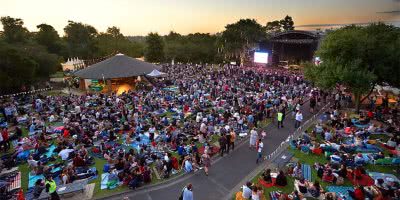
[295, 112, 303, 121]
[242, 185, 252, 199]
[58, 149, 74, 160]
[258, 142, 264, 153]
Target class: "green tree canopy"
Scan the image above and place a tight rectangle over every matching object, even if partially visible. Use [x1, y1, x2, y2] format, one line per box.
[36, 23, 66, 55]
[64, 21, 98, 58]
[220, 19, 266, 63]
[305, 23, 400, 111]
[280, 15, 295, 31]
[0, 16, 29, 43]
[97, 26, 143, 58]
[144, 32, 165, 63]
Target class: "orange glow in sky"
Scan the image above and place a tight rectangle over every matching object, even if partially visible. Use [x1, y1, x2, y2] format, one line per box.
[0, 0, 399, 35]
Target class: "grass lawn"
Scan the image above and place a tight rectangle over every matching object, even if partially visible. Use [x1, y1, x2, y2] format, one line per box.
[49, 71, 64, 78]
[20, 163, 29, 193]
[246, 148, 355, 200]
[90, 158, 129, 198]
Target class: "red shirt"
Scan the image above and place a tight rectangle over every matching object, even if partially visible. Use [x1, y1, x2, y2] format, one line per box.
[354, 188, 365, 200]
[2, 130, 9, 141]
[63, 129, 70, 138]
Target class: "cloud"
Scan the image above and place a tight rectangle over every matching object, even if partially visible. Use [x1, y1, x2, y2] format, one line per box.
[377, 10, 400, 15]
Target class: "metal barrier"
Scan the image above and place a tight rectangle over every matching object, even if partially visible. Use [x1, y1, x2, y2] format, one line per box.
[0, 87, 53, 98]
[265, 102, 331, 160]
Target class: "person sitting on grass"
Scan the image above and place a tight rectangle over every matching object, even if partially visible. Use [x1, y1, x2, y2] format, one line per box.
[182, 156, 193, 173]
[348, 185, 365, 200]
[241, 181, 252, 200]
[307, 180, 323, 198]
[322, 169, 336, 183]
[275, 170, 287, 187]
[294, 177, 309, 195]
[261, 169, 272, 183]
[251, 185, 263, 200]
[292, 162, 303, 179]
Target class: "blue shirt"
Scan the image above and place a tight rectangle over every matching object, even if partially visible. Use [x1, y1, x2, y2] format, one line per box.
[184, 160, 192, 173]
[183, 188, 193, 200]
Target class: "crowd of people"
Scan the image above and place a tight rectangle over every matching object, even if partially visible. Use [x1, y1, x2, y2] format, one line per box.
[0, 64, 313, 199]
[236, 89, 399, 200]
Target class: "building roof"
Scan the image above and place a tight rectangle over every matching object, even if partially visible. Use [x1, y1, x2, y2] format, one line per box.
[74, 53, 160, 79]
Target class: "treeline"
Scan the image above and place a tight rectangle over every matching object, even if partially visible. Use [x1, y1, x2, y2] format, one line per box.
[0, 17, 144, 93]
[144, 16, 295, 63]
[0, 15, 295, 93]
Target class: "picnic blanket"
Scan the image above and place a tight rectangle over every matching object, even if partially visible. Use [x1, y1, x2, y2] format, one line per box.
[100, 173, 120, 190]
[302, 164, 312, 181]
[131, 133, 150, 151]
[259, 178, 276, 188]
[356, 144, 382, 153]
[368, 172, 400, 183]
[270, 191, 286, 200]
[43, 145, 56, 158]
[326, 186, 354, 200]
[28, 167, 62, 188]
[347, 173, 374, 186]
[374, 157, 399, 165]
[198, 145, 219, 155]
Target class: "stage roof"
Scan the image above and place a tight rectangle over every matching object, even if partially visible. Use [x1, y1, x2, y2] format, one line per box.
[74, 53, 160, 79]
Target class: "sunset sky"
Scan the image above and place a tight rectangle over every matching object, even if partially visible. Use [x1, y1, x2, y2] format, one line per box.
[1, 0, 399, 36]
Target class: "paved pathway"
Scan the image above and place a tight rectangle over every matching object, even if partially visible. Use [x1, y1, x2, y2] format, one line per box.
[103, 101, 315, 200]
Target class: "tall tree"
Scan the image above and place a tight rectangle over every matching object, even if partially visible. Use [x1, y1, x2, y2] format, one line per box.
[36, 23, 65, 55]
[265, 20, 282, 33]
[0, 16, 29, 43]
[144, 32, 165, 63]
[305, 23, 400, 111]
[280, 15, 295, 31]
[0, 41, 37, 93]
[220, 19, 266, 64]
[64, 21, 98, 58]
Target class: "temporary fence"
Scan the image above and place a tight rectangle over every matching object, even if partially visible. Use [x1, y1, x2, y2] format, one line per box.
[265, 102, 332, 161]
[0, 87, 53, 99]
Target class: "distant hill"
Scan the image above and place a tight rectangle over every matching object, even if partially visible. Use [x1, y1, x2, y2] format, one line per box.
[126, 36, 146, 43]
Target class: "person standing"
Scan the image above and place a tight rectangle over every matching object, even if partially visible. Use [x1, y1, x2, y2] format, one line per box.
[228, 129, 236, 151]
[1, 128, 9, 152]
[256, 139, 264, 164]
[201, 152, 211, 176]
[295, 111, 303, 128]
[218, 133, 227, 157]
[249, 129, 258, 149]
[45, 176, 60, 200]
[225, 131, 231, 154]
[181, 183, 193, 200]
[277, 110, 283, 129]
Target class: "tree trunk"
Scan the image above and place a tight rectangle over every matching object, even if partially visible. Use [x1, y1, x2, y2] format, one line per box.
[355, 92, 361, 113]
[360, 84, 375, 104]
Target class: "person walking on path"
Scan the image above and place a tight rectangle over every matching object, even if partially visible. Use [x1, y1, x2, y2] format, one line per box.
[256, 139, 264, 164]
[295, 110, 303, 128]
[45, 176, 60, 200]
[218, 133, 227, 157]
[277, 110, 284, 129]
[201, 152, 211, 176]
[180, 183, 194, 200]
[226, 131, 232, 154]
[249, 129, 258, 149]
[228, 129, 236, 151]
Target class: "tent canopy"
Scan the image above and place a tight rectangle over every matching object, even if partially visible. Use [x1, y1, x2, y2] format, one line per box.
[147, 69, 167, 77]
[74, 53, 160, 79]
